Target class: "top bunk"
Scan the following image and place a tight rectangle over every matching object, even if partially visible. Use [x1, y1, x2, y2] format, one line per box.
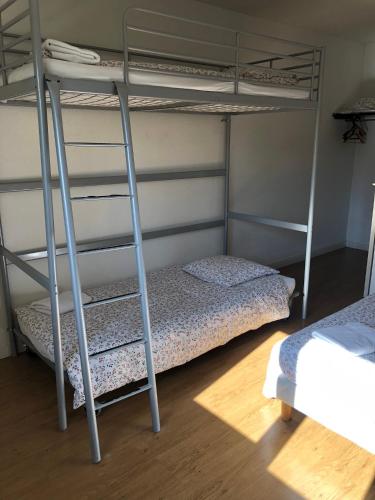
[0, 0, 323, 114]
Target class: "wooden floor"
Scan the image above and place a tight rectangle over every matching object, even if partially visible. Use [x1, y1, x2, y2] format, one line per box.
[1, 248, 374, 500]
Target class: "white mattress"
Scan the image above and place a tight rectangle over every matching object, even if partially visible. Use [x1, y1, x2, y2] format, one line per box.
[16, 266, 294, 408]
[8, 58, 310, 100]
[263, 294, 375, 454]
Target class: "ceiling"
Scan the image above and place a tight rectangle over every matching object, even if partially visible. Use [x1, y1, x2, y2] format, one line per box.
[199, 0, 375, 43]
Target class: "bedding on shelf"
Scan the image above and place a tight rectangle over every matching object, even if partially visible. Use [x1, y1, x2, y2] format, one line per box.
[16, 264, 294, 408]
[263, 294, 375, 454]
[7, 56, 311, 100]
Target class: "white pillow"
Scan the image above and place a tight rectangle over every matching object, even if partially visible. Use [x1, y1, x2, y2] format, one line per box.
[183, 255, 278, 287]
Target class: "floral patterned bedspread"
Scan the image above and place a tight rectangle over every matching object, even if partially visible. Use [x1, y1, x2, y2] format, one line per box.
[16, 265, 290, 408]
[279, 294, 375, 384]
[101, 59, 299, 87]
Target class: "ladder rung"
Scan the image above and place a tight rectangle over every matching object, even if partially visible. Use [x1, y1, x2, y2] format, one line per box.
[64, 142, 127, 147]
[71, 194, 131, 201]
[77, 243, 136, 256]
[94, 384, 151, 411]
[84, 291, 141, 309]
[89, 337, 145, 357]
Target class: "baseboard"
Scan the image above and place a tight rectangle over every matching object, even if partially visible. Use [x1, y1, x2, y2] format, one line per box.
[271, 242, 347, 269]
[346, 240, 369, 252]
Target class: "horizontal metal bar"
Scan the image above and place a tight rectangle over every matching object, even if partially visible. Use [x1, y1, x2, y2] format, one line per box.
[0, 9, 30, 33]
[0, 0, 18, 14]
[16, 219, 225, 261]
[250, 49, 315, 66]
[77, 242, 136, 256]
[128, 25, 236, 51]
[0, 55, 32, 72]
[128, 46, 234, 68]
[64, 142, 126, 148]
[94, 384, 151, 410]
[1, 47, 28, 55]
[0, 33, 31, 52]
[71, 194, 131, 201]
[126, 83, 317, 110]
[126, 7, 318, 49]
[1, 246, 50, 289]
[83, 291, 141, 309]
[228, 211, 308, 233]
[89, 338, 144, 357]
[0, 169, 225, 193]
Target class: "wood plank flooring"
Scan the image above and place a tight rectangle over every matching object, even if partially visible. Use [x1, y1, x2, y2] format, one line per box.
[0, 248, 374, 499]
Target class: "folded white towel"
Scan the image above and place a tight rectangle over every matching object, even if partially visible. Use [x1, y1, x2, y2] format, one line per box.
[312, 322, 375, 356]
[41, 39, 100, 65]
[30, 291, 92, 315]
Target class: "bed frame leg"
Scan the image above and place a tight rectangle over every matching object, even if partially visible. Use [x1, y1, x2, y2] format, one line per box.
[281, 401, 293, 421]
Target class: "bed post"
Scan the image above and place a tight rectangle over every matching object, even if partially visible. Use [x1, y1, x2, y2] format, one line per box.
[281, 401, 293, 422]
[29, 0, 67, 432]
[302, 47, 325, 320]
[223, 114, 231, 255]
[0, 216, 16, 355]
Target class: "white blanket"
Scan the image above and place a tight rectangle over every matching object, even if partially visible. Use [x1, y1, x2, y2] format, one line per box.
[42, 39, 100, 65]
[312, 322, 375, 356]
[30, 291, 92, 315]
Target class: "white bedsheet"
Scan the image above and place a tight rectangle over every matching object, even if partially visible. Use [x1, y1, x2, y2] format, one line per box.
[263, 294, 375, 454]
[16, 266, 293, 408]
[8, 58, 310, 100]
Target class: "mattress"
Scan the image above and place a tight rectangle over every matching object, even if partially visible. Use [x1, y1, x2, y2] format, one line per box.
[7, 58, 310, 100]
[263, 294, 375, 454]
[16, 266, 293, 408]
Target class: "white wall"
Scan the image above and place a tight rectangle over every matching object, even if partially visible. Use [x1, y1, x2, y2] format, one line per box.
[0, 0, 364, 357]
[229, 38, 363, 265]
[346, 43, 375, 250]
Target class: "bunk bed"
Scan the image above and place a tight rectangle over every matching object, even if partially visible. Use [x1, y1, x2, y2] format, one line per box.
[0, 0, 324, 463]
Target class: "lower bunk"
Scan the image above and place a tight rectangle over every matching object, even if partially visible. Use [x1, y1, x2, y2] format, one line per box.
[15, 259, 295, 409]
[263, 293, 375, 454]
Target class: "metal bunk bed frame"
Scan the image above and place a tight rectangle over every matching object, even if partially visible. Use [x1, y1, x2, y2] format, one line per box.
[0, 0, 324, 463]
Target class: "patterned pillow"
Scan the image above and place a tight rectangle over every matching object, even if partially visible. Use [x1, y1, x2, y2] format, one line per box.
[183, 255, 279, 287]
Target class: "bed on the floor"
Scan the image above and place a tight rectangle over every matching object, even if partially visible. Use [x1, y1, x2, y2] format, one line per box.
[16, 264, 295, 408]
[263, 294, 375, 454]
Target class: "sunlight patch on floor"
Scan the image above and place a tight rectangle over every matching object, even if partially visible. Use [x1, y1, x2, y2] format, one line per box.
[193, 330, 288, 443]
[267, 417, 375, 500]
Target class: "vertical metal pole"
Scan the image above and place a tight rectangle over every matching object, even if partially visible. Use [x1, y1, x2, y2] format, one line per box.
[364, 188, 375, 297]
[302, 48, 325, 320]
[234, 32, 240, 94]
[0, 217, 16, 355]
[117, 82, 160, 433]
[29, 0, 67, 431]
[223, 114, 231, 255]
[122, 10, 130, 85]
[0, 10, 8, 86]
[47, 80, 101, 463]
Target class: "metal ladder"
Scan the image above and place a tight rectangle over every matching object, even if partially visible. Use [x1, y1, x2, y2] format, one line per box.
[47, 80, 160, 464]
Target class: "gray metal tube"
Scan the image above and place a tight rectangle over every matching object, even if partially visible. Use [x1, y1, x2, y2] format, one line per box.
[47, 80, 101, 463]
[117, 82, 160, 433]
[0, 9, 8, 85]
[0, 217, 16, 355]
[29, 0, 67, 432]
[302, 48, 325, 320]
[223, 115, 231, 254]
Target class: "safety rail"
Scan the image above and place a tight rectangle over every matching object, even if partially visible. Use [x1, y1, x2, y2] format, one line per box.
[0, 0, 33, 86]
[123, 7, 322, 101]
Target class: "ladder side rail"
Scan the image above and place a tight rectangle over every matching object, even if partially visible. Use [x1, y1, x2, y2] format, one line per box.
[117, 82, 160, 433]
[47, 80, 101, 464]
[29, 0, 67, 431]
